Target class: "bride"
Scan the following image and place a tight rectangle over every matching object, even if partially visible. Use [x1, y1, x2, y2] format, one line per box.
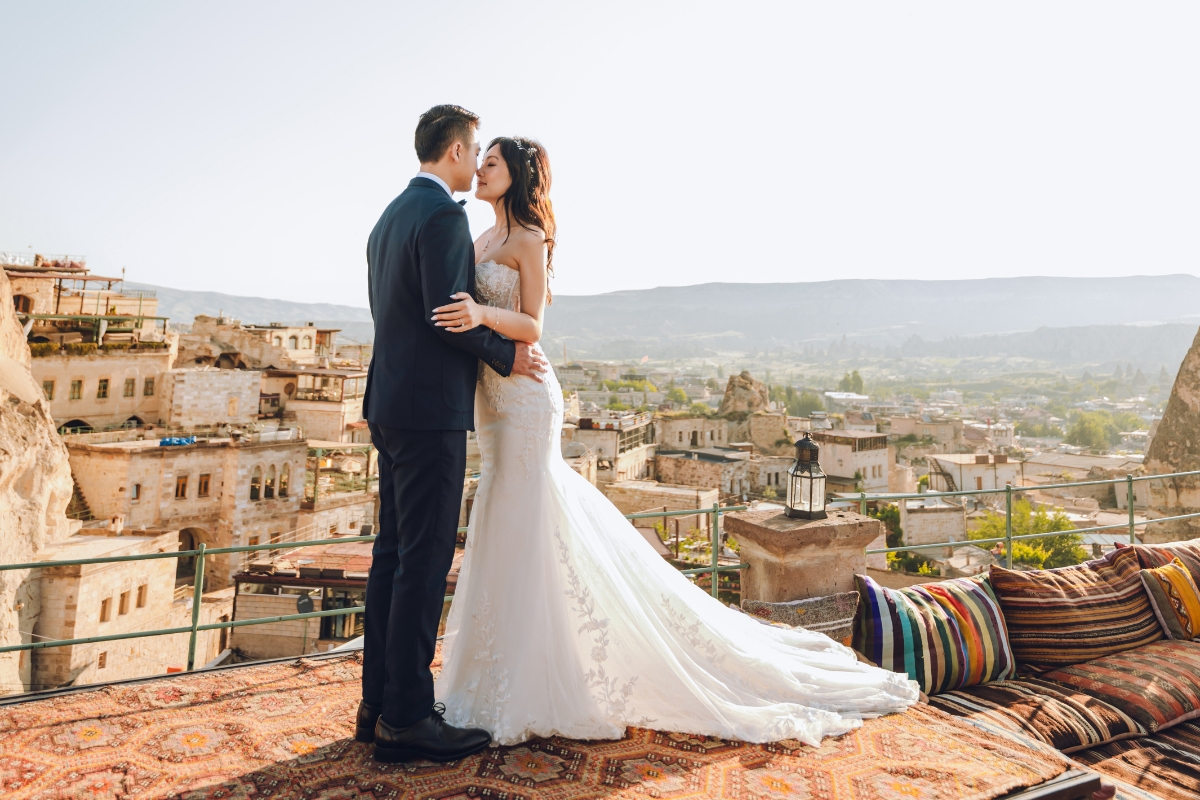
[429, 137, 919, 747]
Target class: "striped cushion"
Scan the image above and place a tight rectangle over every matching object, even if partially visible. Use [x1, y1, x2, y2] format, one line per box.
[853, 573, 1014, 696]
[1134, 540, 1200, 587]
[929, 677, 1146, 753]
[1044, 640, 1200, 733]
[989, 547, 1162, 673]
[1143, 559, 1200, 640]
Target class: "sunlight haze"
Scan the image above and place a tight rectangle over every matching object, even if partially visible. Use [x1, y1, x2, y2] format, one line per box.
[1, 1, 1197, 306]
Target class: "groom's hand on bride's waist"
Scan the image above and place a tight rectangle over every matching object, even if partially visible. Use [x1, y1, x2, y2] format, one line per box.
[511, 342, 549, 382]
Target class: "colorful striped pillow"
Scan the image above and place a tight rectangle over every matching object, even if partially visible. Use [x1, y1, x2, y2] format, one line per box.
[989, 547, 1162, 673]
[1142, 558, 1200, 640]
[1043, 640, 1200, 733]
[1133, 540, 1200, 586]
[853, 573, 1014, 696]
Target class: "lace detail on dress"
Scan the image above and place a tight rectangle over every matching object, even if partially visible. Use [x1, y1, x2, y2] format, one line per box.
[475, 261, 521, 415]
[471, 593, 511, 732]
[661, 595, 728, 668]
[554, 526, 639, 720]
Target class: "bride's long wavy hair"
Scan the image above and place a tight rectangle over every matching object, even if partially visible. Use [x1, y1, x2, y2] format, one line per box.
[489, 136, 556, 303]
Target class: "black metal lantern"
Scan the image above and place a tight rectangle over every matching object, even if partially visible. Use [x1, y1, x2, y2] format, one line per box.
[785, 433, 827, 520]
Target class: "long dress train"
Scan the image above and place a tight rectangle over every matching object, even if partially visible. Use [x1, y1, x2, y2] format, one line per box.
[434, 261, 919, 746]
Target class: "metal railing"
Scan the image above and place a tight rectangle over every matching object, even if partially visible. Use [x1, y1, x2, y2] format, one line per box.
[861, 469, 1200, 569]
[0, 503, 747, 680]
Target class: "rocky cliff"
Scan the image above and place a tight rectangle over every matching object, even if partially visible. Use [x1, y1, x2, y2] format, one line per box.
[717, 371, 771, 417]
[1145, 325, 1200, 543]
[0, 270, 73, 693]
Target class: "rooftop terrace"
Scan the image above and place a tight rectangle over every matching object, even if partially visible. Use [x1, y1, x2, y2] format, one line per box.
[0, 646, 1093, 800]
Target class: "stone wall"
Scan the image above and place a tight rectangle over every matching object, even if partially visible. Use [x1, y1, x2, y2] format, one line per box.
[900, 503, 968, 547]
[0, 268, 74, 695]
[231, 591, 324, 660]
[161, 368, 260, 428]
[297, 495, 376, 537]
[654, 454, 749, 494]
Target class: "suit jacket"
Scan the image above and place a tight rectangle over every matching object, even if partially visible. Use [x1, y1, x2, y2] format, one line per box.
[364, 177, 516, 430]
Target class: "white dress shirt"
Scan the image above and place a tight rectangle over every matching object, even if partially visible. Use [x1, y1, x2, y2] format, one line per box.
[415, 171, 453, 197]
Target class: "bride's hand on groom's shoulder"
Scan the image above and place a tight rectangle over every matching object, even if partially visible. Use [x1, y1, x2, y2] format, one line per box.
[433, 292, 488, 333]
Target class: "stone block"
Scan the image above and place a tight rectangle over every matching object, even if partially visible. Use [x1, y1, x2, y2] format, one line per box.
[724, 508, 883, 603]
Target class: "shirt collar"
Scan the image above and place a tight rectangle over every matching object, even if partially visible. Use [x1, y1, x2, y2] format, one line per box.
[415, 171, 453, 198]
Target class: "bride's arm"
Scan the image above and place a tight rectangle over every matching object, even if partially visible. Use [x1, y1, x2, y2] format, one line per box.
[433, 231, 548, 344]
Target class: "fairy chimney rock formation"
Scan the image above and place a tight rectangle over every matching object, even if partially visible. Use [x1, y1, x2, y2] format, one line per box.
[0, 268, 74, 694]
[718, 371, 770, 417]
[1146, 325, 1200, 543]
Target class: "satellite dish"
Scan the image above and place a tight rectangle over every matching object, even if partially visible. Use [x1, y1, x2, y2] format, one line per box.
[296, 594, 314, 614]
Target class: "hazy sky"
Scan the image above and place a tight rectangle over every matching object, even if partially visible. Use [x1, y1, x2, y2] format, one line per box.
[2, 2, 1197, 307]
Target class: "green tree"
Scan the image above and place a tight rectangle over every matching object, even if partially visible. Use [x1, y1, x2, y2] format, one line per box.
[789, 390, 825, 417]
[870, 504, 903, 548]
[970, 499, 1086, 568]
[706, 378, 720, 391]
[838, 370, 864, 394]
[666, 387, 688, 404]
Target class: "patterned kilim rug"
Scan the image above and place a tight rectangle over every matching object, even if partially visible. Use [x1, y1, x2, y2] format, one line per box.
[0, 650, 1070, 799]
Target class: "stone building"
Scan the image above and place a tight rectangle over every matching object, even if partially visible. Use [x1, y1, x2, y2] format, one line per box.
[810, 430, 890, 493]
[176, 316, 338, 370]
[230, 539, 372, 660]
[899, 497, 968, 547]
[655, 447, 752, 497]
[32, 529, 230, 690]
[159, 367, 261, 430]
[298, 442, 376, 537]
[65, 430, 308, 588]
[32, 345, 176, 432]
[262, 367, 368, 443]
[569, 411, 656, 484]
[657, 416, 729, 449]
[928, 453, 1019, 494]
[4, 253, 159, 320]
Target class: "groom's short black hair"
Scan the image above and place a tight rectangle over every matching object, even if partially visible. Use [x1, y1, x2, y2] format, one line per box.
[415, 105, 480, 164]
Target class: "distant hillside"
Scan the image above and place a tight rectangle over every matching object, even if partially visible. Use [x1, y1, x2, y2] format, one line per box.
[126, 282, 375, 344]
[131, 275, 1200, 365]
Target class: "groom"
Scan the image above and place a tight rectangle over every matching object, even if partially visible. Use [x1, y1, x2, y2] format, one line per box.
[359, 104, 548, 762]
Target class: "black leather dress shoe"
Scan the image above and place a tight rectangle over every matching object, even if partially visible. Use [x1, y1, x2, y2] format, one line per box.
[373, 704, 492, 763]
[355, 701, 381, 743]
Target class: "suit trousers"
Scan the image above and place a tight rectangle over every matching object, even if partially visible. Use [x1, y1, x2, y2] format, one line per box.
[363, 423, 466, 728]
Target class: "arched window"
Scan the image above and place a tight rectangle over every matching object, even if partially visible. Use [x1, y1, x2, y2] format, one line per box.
[250, 466, 262, 501]
[12, 295, 32, 314]
[287, 336, 298, 349]
[273, 336, 282, 346]
[301, 335, 312, 349]
[264, 465, 276, 499]
[279, 464, 290, 497]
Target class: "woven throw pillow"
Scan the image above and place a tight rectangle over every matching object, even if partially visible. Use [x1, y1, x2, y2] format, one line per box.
[1044, 640, 1200, 734]
[989, 547, 1162, 673]
[741, 592, 858, 645]
[1142, 558, 1200, 640]
[853, 573, 1014, 696]
[928, 677, 1146, 753]
[1133, 540, 1200, 586]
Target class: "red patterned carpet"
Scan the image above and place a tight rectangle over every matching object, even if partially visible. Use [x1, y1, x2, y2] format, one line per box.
[0, 650, 1070, 799]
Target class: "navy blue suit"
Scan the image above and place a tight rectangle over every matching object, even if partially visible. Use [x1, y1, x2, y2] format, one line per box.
[362, 178, 515, 727]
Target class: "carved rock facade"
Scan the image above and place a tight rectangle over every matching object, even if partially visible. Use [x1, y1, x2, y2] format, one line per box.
[1146, 325, 1200, 543]
[0, 269, 74, 693]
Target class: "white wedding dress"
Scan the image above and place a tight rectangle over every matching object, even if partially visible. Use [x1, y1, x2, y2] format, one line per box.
[434, 261, 919, 746]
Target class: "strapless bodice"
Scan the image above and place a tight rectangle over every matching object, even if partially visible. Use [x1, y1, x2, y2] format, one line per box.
[475, 260, 521, 312]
